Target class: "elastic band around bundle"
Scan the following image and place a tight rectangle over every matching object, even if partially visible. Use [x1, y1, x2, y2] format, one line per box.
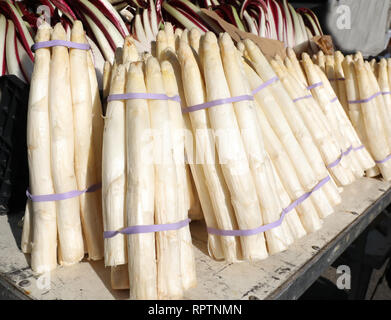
[26, 183, 101, 202]
[107, 93, 181, 103]
[207, 176, 331, 237]
[327, 146, 353, 169]
[31, 40, 91, 51]
[293, 94, 312, 103]
[375, 154, 391, 164]
[330, 96, 338, 103]
[251, 76, 279, 95]
[103, 218, 191, 238]
[182, 95, 253, 113]
[353, 145, 365, 151]
[348, 92, 382, 104]
[382, 91, 391, 95]
[307, 82, 323, 90]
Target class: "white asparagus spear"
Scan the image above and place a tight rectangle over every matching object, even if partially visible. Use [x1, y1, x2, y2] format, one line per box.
[21, 201, 33, 254]
[49, 23, 84, 266]
[286, 47, 308, 86]
[341, 56, 376, 172]
[177, 41, 241, 262]
[164, 22, 175, 50]
[220, 33, 291, 252]
[325, 55, 339, 96]
[125, 62, 157, 299]
[354, 58, 391, 180]
[70, 21, 104, 261]
[161, 59, 197, 290]
[156, 30, 168, 61]
[317, 50, 326, 73]
[202, 33, 269, 259]
[334, 52, 349, 114]
[186, 165, 204, 221]
[26, 23, 57, 271]
[102, 64, 127, 266]
[271, 58, 352, 189]
[145, 57, 183, 299]
[161, 49, 224, 259]
[174, 28, 183, 51]
[244, 40, 334, 219]
[378, 59, 391, 126]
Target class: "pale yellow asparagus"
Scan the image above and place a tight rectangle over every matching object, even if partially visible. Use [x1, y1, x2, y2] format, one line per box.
[181, 29, 189, 43]
[202, 33, 270, 259]
[102, 64, 127, 266]
[379, 59, 391, 121]
[145, 57, 183, 299]
[26, 23, 57, 271]
[317, 50, 326, 73]
[286, 47, 308, 86]
[49, 23, 84, 266]
[341, 55, 376, 171]
[111, 265, 130, 290]
[70, 21, 104, 261]
[244, 40, 334, 218]
[334, 51, 349, 114]
[161, 59, 197, 290]
[220, 33, 292, 252]
[370, 58, 377, 75]
[21, 200, 33, 253]
[156, 30, 168, 61]
[164, 22, 175, 50]
[325, 55, 339, 96]
[162, 47, 224, 261]
[174, 28, 183, 51]
[177, 41, 241, 262]
[271, 58, 353, 188]
[354, 58, 391, 180]
[314, 64, 365, 178]
[125, 62, 157, 299]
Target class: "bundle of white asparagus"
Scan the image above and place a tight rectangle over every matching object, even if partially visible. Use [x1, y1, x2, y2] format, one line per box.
[22, 18, 381, 299]
[103, 27, 372, 288]
[311, 50, 391, 180]
[21, 21, 105, 272]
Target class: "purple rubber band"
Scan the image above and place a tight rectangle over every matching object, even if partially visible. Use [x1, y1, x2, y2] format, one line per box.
[307, 82, 323, 90]
[31, 40, 91, 51]
[207, 176, 331, 237]
[107, 92, 181, 103]
[327, 145, 353, 169]
[375, 154, 391, 164]
[182, 94, 253, 113]
[26, 183, 101, 202]
[353, 145, 365, 151]
[293, 94, 312, 103]
[330, 96, 338, 103]
[382, 91, 391, 95]
[103, 218, 191, 238]
[348, 92, 382, 104]
[251, 76, 279, 95]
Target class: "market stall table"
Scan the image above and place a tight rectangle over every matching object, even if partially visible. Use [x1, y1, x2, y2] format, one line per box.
[0, 177, 390, 300]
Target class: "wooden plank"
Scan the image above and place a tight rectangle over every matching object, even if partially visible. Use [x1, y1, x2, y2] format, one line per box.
[0, 177, 390, 300]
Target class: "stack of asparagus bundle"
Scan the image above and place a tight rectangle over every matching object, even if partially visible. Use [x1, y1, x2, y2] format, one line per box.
[311, 50, 391, 180]
[102, 34, 197, 299]
[21, 21, 105, 273]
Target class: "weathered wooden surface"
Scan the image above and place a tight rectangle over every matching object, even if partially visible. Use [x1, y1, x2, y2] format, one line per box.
[0, 177, 390, 300]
